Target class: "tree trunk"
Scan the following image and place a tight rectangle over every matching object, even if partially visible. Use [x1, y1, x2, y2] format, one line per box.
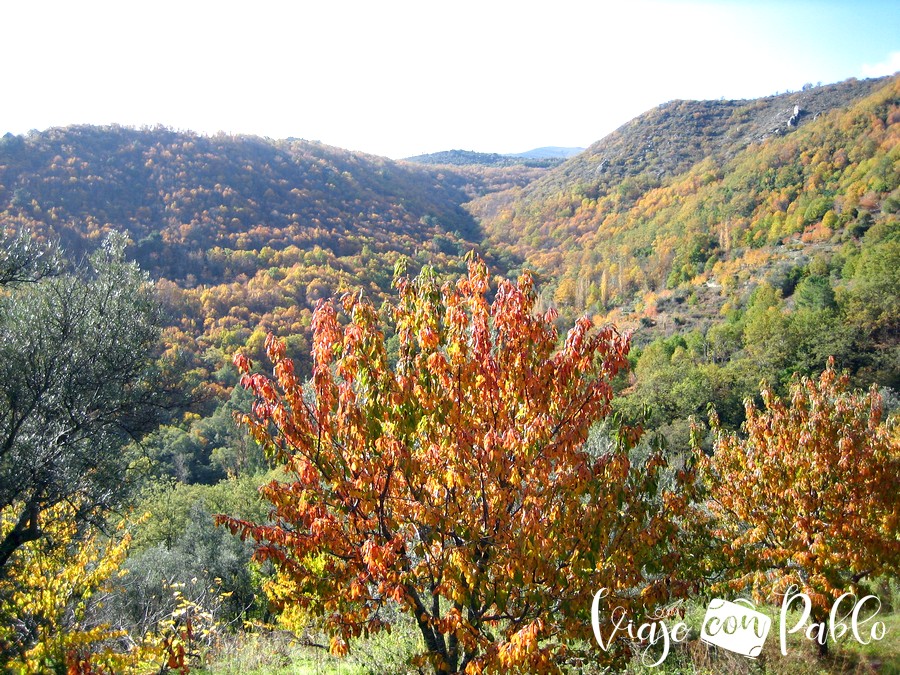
[0, 500, 41, 573]
[405, 584, 454, 674]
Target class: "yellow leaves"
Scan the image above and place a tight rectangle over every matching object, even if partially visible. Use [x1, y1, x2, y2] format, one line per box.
[139, 580, 232, 675]
[329, 635, 349, 657]
[0, 502, 149, 673]
[446, 339, 464, 362]
[444, 468, 460, 491]
[224, 258, 674, 669]
[497, 619, 550, 671]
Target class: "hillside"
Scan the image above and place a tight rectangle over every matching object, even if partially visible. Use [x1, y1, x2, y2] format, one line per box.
[468, 76, 899, 441]
[502, 77, 891, 207]
[0, 127, 540, 371]
[0, 127, 491, 285]
[0, 77, 897, 439]
[470, 76, 898, 305]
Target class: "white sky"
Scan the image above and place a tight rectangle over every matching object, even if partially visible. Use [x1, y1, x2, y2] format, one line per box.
[2, 0, 898, 158]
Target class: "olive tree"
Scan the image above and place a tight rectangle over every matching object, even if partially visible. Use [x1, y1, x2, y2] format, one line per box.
[0, 230, 164, 571]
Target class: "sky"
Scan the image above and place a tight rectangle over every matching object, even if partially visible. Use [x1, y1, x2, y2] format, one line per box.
[2, 0, 898, 159]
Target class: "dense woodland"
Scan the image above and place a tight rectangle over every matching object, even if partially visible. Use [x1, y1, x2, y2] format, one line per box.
[0, 75, 898, 673]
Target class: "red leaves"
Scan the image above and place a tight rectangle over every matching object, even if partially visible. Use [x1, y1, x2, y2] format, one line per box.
[232, 351, 251, 373]
[311, 301, 342, 367]
[265, 331, 286, 361]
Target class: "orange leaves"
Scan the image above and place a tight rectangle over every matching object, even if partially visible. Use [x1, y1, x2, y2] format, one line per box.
[418, 326, 440, 351]
[697, 361, 900, 612]
[220, 258, 686, 672]
[360, 540, 387, 577]
[329, 636, 349, 657]
[259, 331, 285, 363]
[232, 351, 251, 373]
[497, 619, 551, 671]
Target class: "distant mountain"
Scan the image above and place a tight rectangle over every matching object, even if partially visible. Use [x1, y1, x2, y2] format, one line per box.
[0, 127, 491, 285]
[505, 77, 890, 206]
[404, 148, 573, 168]
[405, 149, 520, 167]
[0, 127, 527, 362]
[507, 147, 584, 160]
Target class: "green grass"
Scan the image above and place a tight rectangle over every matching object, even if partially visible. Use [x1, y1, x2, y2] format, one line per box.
[196, 617, 424, 675]
[194, 631, 367, 675]
[838, 611, 900, 674]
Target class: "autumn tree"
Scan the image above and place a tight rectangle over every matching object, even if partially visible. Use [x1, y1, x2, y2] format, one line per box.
[221, 259, 689, 673]
[695, 361, 900, 653]
[0, 497, 228, 674]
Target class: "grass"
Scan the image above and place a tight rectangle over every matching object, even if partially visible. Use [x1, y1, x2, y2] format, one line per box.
[838, 611, 900, 674]
[195, 631, 367, 675]
[195, 604, 900, 674]
[196, 617, 425, 675]
[624, 602, 900, 674]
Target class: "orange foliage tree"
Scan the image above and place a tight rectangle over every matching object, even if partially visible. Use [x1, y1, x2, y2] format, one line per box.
[220, 259, 690, 673]
[696, 362, 900, 646]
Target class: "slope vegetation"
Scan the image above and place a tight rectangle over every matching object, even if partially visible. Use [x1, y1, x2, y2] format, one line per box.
[0, 126, 485, 285]
[471, 76, 897, 310]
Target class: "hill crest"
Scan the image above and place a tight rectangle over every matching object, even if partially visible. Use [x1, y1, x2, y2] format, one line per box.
[515, 76, 893, 204]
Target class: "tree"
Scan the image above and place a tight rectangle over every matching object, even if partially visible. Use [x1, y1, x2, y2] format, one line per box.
[220, 259, 689, 673]
[0, 496, 230, 674]
[0, 228, 59, 286]
[0, 231, 164, 571]
[843, 240, 900, 336]
[695, 361, 900, 654]
[793, 274, 835, 311]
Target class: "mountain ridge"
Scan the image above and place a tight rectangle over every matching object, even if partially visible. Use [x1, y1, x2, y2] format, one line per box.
[507, 146, 584, 160]
[403, 148, 574, 168]
[505, 76, 893, 207]
[0, 126, 491, 285]
[468, 75, 898, 352]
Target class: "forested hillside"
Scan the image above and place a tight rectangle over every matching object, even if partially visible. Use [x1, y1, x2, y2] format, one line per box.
[488, 76, 888, 210]
[1, 75, 898, 673]
[0, 74, 895, 453]
[470, 74, 899, 447]
[0, 128, 536, 381]
[475, 76, 897, 314]
[0, 75, 896, 464]
[0, 126, 486, 284]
